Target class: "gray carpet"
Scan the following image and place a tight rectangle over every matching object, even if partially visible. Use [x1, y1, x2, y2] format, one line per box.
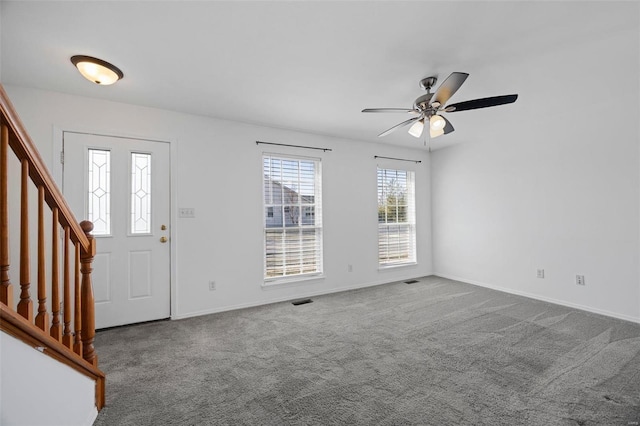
[93, 276, 640, 426]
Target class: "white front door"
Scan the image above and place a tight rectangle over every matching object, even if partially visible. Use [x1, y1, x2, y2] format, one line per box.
[63, 132, 171, 329]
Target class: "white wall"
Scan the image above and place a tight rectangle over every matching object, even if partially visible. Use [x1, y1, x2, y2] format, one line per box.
[0, 332, 97, 426]
[4, 85, 432, 319]
[431, 20, 640, 322]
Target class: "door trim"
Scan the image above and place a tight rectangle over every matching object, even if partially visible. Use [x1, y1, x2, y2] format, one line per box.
[52, 126, 178, 321]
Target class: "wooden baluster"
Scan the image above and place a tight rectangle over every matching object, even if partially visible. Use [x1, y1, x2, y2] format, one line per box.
[62, 226, 72, 348]
[50, 207, 61, 341]
[73, 242, 82, 357]
[35, 186, 49, 332]
[0, 124, 12, 306]
[17, 160, 32, 320]
[80, 220, 97, 366]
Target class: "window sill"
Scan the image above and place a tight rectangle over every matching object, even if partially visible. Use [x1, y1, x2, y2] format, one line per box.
[378, 262, 418, 271]
[262, 273, 325, 288]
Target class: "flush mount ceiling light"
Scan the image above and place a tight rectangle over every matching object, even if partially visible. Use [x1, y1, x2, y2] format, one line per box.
[70, 55, 123, 85]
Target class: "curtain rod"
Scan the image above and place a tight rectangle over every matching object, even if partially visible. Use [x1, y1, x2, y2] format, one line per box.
[374, 155, 421, 164]
[256, 141, 332, 152]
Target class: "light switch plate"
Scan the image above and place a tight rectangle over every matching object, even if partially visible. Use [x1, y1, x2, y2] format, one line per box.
[179, 207, 195, 218]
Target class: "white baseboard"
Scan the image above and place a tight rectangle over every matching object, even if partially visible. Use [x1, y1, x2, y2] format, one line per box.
[434, 273, 640, 325]
[173, 273, 433, 320]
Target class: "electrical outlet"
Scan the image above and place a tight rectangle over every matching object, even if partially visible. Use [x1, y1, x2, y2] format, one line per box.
[537, 269, 544, 279]
[576, 275, 585, 286]
[348, 264, 353, 272]
[208, 281, 216, 291]
[179, 208, 196, 218]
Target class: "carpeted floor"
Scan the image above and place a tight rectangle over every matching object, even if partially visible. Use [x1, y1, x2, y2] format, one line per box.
[93, 276, 640, 426]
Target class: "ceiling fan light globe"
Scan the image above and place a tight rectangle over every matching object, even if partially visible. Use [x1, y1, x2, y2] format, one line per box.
[430, 114, 446, 130]
[430, 127, 444, 138]
[408, 119, 424, 138]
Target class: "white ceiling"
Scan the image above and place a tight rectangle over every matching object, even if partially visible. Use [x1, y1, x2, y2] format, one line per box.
[0, 1, 633, 149]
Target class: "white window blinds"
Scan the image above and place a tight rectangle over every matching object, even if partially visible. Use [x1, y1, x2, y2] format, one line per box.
[377, 167, 416, 266]
[263, 154, 323, 280]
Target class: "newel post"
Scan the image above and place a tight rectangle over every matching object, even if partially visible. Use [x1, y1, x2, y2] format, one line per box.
[80, 220, 97, 367]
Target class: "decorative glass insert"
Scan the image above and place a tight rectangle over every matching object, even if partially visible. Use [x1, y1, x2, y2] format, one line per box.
[87, 149, 111, 235]
[263, 154, 322, 279]
[377, 168, 416, 266]
[131, 152, 152, 234]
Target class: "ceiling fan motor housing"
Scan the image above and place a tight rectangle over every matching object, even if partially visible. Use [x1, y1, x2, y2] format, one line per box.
[414, 76, 439, 113]
[419, 76, 437, 91]
[413, 93, 434, 111]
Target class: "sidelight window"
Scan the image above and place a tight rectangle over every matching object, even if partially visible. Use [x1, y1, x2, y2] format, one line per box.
[87, 149, 111, 236]
[130, 152, 152, 234]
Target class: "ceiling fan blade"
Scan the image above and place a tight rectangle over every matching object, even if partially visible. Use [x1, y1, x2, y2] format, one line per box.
[434, 72, 469, 105]
[442, 116, 455, 134]
[362, 108, 418, 113]
[377, 116, 420, 137]
[446, 94, 518, 112]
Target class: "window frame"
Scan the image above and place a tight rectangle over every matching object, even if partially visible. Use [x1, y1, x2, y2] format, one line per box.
[377, 167, 417, 268]
[86, 147, 112, 237]
[262, 153, 324, 284]
[129, 151, 153, 236]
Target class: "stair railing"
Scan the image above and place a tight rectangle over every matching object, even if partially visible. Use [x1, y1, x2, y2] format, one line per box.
[0, 84, 104, 409]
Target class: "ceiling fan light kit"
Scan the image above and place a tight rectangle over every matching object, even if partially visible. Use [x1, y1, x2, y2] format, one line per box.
[362, 72, 518, 141]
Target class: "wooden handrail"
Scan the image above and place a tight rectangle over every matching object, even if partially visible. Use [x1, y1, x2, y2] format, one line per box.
[0, 86, 88, 247]
[0, 84, 103, 410]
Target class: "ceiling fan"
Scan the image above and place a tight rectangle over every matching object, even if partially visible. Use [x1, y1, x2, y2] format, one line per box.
[362, 72, 518, 139]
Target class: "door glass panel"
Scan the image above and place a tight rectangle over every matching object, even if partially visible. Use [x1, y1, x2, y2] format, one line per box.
[87, 149, 111, 235]
[131, 152, 152, 234]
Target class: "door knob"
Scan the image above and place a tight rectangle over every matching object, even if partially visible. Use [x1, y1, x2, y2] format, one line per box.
[160, 236, 168, 243]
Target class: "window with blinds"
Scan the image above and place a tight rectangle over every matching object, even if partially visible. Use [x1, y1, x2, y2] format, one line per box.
[377, 167, 416, 266]
[263, 154, 323, 280]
